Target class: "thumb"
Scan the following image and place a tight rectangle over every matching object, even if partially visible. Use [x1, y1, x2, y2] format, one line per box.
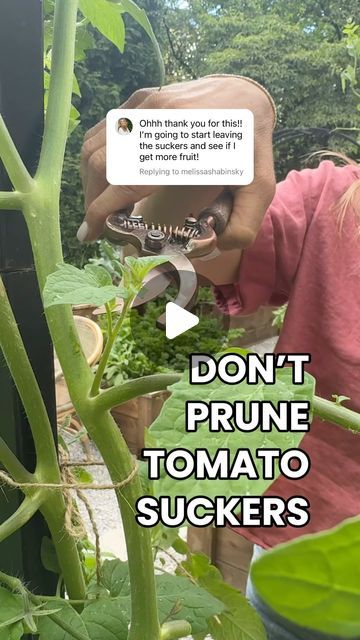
[217, 177, 276, 250]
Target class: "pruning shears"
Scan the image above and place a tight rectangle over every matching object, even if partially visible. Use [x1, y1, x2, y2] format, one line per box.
[104, 192, 233, 327]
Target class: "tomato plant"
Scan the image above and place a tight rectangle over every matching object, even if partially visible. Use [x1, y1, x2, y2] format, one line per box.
[0, 2, 360, 639]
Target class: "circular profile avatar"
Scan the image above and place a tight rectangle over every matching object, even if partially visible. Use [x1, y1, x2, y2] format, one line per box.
[117, 117, 133, 135]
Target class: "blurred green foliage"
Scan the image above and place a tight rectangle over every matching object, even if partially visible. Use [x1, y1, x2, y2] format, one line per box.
[163, 0, 359, 177]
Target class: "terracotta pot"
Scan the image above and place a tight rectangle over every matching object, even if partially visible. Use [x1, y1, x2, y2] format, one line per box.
[111, 390, 170, 457]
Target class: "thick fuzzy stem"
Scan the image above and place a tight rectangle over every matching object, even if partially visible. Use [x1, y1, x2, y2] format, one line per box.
[83, 408, 161, 640]
[37, 0, 79, 187]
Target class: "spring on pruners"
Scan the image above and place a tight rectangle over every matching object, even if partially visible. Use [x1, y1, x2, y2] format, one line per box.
[120, 218, 200, 242]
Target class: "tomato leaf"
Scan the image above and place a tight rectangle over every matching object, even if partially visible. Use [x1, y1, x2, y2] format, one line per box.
[37, 601, 90, 639]
[72, 466, 94, 484]
[96, 559, 224, 634]
[81, 600, 128, 639]
[43, 263, 125, 308]
[149, 366, 315, 502]
[123, 255, 171, 297]
[251, 516, 360, 637]
[79, 0, 125, 53]
[0, 587, 24, 640]
[156, 573, 225, 635]
[101, 558, 129, 597]
[182, 552, 266, 640]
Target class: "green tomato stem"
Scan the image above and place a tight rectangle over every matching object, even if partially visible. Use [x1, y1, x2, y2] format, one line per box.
[36, 0, 79, 188]
[0, 278, 86, 601]
[0, 570, 27, 596]
[0, 276, 59, 469]
[83, 408, 161, 640]
[40, 497, 86, 602]
[312, 395, 360, 433]
[90, 297, 133, 396]
[0, 494, 45, 545]
[0, 191, 24, 210]
[96, 373, 181, 412]
[0, 0, 162, 633]
[0, 115, 34, 192]
[160, 621, 192, 640]
[0, 437, 34, 483]
[105, 302, 114, 338]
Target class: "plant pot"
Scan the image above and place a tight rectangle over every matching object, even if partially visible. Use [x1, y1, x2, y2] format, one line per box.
[72, 303, 98, 319]
[111, 390, 170, 457]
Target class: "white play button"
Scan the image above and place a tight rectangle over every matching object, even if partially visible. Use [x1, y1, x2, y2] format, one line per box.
[165, 302, 199, 340]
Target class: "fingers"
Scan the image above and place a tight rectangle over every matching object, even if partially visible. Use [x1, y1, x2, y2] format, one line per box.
[81, 126, 106, 208]
[217, 180, 275, 250]
[79, 87, 158, 241]
[217, 122, 276, 250]
[133, 185, 224, 228]
[79, 184, 159, 241]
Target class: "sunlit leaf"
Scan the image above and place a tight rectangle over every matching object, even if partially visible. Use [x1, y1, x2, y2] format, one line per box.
[43, 263, 125, 308]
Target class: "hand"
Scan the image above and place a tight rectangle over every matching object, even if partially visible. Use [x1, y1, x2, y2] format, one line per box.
[80, 75, 276, 249]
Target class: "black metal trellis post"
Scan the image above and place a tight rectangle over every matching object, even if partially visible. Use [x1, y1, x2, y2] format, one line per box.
[0, 0, 58, 609]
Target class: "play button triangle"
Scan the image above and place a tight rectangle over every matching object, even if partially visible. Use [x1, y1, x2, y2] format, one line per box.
[165, 302, 199, 340]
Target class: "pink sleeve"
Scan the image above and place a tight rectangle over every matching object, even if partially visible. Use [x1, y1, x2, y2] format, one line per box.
[214, 161, 358, 316]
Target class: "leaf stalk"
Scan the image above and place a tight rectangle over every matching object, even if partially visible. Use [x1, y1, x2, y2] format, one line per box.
[0, 115, 34, 192]
[312, 395, 360, 433]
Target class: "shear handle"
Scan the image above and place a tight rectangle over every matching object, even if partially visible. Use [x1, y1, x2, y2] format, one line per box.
[198, 191, 233, 235]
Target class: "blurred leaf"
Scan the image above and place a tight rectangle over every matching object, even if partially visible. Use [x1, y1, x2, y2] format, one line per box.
[73, 467, 94, 484]
[75, 23, 95, 62]
[251, 516, 360, 637]
[117, 0, 165, 82]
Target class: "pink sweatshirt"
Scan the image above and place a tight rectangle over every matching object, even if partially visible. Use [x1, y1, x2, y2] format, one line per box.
[215, 161, 360, 548]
